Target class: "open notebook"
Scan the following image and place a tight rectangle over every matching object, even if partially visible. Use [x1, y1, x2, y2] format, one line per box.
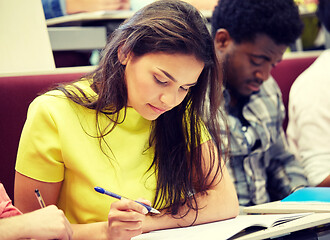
[235, 213, 330, 240]
[132, 213, 314, 240]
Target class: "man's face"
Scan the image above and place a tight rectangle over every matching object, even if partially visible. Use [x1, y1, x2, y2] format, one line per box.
[216, 33, 287, 99]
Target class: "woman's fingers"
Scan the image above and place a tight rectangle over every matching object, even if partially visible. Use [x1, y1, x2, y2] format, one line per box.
[107, 199, 148, 239]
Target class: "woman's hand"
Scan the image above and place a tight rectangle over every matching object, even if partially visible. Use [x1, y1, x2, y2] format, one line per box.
[107, 198, 151, 240]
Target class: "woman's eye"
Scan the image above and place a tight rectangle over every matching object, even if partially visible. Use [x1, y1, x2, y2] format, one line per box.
[154, 76, 167, 85]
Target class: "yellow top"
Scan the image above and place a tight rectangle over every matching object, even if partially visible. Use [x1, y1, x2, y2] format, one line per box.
[16, 80, 210, 224]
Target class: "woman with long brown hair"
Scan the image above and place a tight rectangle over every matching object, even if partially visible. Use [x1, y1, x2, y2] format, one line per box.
[15, 1, 238, 239]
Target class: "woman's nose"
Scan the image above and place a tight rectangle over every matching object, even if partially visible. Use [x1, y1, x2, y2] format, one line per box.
[160, 91, 178, 108]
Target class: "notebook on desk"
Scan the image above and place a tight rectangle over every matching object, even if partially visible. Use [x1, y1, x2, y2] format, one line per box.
[233, 213, 330, 240]
[132, 213, 330, 240]
[281, 187, 330, 203]
[244, 188, 330, 214]
[244, 200, 330, 214]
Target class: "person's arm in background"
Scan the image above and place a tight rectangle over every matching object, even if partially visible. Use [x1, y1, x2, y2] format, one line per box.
[0, 205, 73, 240]
[287, 59, 330, 187]
[292, 90, 330, 187]
[0, 183, 72, 239]
[42, 0, 130, 19]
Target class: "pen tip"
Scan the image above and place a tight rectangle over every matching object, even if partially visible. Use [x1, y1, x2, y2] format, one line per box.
[94, 186, 105, 194]
[151, 208, 161, 214]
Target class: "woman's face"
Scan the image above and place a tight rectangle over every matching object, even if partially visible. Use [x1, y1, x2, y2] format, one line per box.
[121, 52, 204, 120]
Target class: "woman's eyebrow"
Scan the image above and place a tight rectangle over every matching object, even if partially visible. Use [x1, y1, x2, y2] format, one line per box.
[156, 68, 197, 86]
[157, 68, 177, 82]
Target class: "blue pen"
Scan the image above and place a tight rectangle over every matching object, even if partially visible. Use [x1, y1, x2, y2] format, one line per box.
[94, 186, 160, 214]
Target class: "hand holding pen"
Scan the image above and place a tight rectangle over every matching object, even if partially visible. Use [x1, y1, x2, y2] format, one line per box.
[32, 189, 73, 240]
[95, 186, 160, 240]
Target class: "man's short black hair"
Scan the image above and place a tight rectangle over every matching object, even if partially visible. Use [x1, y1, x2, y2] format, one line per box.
[317, 0, 330, 32]
[211, 0, 303, 45]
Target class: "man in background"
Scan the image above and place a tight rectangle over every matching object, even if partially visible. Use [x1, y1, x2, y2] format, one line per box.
[211, 0, 309, 207]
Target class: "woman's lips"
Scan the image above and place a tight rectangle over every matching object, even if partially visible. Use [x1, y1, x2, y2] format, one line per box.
[149, 104, 167, 114]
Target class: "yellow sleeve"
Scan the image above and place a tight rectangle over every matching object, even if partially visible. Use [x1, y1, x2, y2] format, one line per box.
[15, 95, 64, 182]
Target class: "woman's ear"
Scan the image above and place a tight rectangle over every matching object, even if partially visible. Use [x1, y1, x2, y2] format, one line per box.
[214, 29, 232, 51]
[118, 45, 130, 65]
